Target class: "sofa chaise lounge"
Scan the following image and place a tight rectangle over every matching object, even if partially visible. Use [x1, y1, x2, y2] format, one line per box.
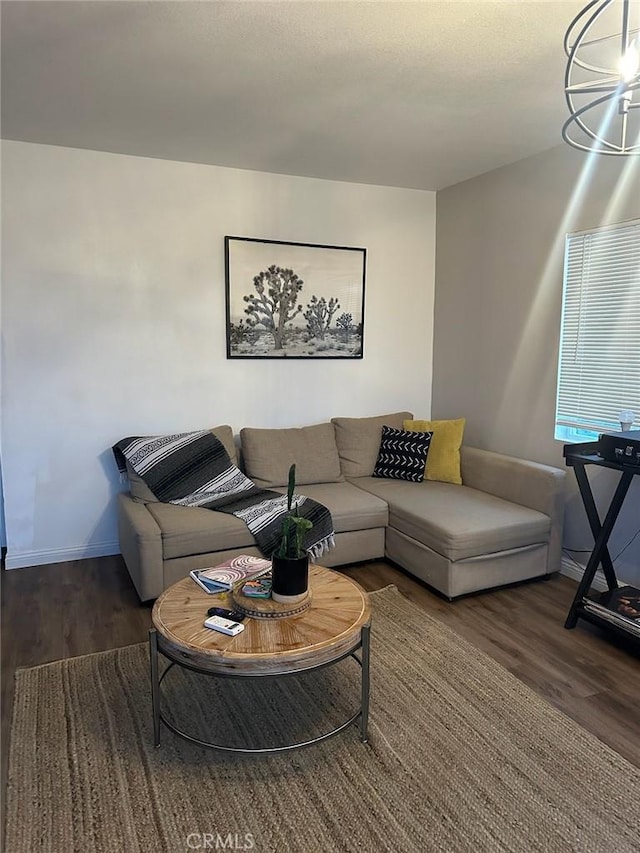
[116, 412, 566, 602]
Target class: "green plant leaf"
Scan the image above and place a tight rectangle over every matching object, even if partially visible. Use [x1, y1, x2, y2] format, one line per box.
[276, 463, 314, 558]
[287, 464, 296, 511]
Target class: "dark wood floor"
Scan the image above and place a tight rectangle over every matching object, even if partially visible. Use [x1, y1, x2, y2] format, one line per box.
[2, 556, 639, 838]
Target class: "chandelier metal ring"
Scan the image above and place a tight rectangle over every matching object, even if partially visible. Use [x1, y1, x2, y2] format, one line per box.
[563, 0, 640, 155]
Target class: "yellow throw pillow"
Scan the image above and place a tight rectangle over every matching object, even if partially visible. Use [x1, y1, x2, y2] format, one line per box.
[403, 418, 466, 484]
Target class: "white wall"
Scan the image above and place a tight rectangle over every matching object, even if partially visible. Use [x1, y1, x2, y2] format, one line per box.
[0, 141, 436, 569]
[433, 144, 640, 586]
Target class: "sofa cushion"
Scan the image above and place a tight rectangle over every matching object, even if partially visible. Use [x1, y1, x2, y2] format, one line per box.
[372, 427, 432, 482]
[332, 411, 413, 478]
[128, 425, 237, 503]
[149, 481, 387, 560]
[403, 418, 466, 485]
[272, 481, 388, 533]
[351, 477, 550, 561]
[240, 422, 343, 487]
[147, 502, 255, 560]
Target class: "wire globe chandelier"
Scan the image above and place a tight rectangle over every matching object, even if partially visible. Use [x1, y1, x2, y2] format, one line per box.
[563, 0, 640, 155]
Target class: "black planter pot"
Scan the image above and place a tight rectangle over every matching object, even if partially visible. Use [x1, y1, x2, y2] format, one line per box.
[271, 554, 309, 604]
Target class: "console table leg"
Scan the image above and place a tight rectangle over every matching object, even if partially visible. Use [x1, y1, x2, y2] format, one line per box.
[565, 467, 634, 629]
[149, 628, 161, 747]
[360, 623, 371, 743]
[573, 464, 630, 589]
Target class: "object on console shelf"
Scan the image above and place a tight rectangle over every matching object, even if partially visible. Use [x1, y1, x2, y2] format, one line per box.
[582, 585, 640, 637]
[190, 555, 272, 594]
[598, 430, 640, 466]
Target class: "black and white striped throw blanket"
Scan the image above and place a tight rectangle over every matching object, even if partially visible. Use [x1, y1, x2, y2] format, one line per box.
[112, 430, 335, 560]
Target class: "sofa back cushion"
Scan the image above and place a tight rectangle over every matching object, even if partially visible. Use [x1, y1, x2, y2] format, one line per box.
[331, 411, 413, 478]
[128, 425, 237, 503]
[240, 422, 343, 488]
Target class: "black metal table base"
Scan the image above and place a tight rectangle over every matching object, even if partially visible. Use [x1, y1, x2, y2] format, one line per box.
[149, 624, 371, 753]
[563, 442, 639, 635]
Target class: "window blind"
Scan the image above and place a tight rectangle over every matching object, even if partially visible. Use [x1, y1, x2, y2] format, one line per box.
[555, 218, 640, 438]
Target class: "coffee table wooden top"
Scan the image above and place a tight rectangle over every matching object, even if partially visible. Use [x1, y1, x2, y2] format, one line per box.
[152, 565, 371, 675]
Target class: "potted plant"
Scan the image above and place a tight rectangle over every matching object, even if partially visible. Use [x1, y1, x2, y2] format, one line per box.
[271, 464, 313, 604]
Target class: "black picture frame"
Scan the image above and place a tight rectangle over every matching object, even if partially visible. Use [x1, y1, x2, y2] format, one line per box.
[225, 236, 366, 359]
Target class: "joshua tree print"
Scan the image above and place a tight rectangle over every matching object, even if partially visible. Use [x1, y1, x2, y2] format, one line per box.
[226, 237, 365, 358]
[336, 312, 355, 342]
[243, 265, 304, 350]
[304, 295, 340, 341]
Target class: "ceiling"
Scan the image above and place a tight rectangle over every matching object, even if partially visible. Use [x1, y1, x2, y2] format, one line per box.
[1, 0, 592, 191]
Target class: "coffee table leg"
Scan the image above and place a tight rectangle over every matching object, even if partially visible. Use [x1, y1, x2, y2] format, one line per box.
[149, 628, 161, 747]
[360, 622, 371, 743]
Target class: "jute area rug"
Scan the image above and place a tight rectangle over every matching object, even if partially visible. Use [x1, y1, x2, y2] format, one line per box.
[7, 586, 640, 853]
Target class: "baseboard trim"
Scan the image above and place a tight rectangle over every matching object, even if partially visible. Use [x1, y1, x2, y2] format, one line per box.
[560, 554, 608, 592]
[5, 541, 121, 570]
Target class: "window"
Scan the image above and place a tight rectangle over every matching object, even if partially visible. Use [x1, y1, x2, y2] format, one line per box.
[555, 218, 640, 442]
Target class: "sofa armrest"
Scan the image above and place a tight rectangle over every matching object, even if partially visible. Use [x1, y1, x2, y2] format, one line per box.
[117, 492, 164, 602]
[461, 445, 566, 574]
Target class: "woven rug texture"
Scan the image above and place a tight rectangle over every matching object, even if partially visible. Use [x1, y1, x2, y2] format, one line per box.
[6, 585, 640, 853]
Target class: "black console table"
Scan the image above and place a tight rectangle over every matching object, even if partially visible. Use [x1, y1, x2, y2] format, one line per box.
[563, 441, 640, 640]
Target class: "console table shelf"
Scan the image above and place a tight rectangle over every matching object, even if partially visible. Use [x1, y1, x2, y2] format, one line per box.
[563, 441, 640, 642]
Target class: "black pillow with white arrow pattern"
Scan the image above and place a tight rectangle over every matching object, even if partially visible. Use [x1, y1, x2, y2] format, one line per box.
[372, 426, 433, 482]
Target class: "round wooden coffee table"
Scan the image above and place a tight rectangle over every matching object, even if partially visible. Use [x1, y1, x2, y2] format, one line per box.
[149, 564, 371, 753]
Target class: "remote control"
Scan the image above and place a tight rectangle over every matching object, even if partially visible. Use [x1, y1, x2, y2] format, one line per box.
[207, 606, 246, 621]
[203, 614, 245, 636]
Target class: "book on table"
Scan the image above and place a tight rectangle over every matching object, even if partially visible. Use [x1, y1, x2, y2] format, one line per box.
[241, 574, 273, 598]
[190, 555, 272, 594]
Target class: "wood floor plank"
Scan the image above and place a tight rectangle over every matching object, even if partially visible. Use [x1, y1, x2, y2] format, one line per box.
[2, 555, 639, 845]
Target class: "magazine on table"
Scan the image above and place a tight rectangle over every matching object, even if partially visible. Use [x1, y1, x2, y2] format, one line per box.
[190, 555, 272, 594]
[241, 574, 273, 598]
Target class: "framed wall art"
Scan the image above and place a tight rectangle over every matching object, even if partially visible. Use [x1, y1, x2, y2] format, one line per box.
[225, 236, 366, 359]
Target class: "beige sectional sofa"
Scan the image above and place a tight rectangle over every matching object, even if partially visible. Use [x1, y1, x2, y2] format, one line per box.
[116, 412, 566, 602]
